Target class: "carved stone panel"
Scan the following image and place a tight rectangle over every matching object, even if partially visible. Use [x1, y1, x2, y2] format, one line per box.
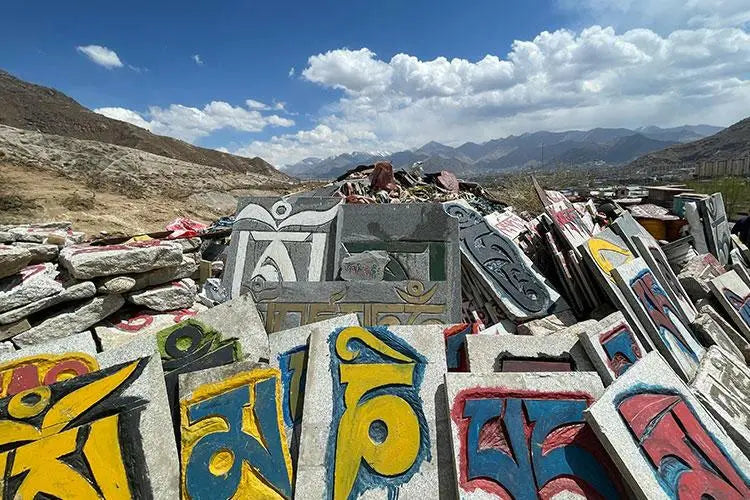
[699, 193, 732, 265]
[709, 270, 750, 341]
[579, 311, 646, 385]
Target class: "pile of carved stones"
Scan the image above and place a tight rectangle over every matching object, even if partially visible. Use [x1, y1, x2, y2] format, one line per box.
[1, 184, 749, 499]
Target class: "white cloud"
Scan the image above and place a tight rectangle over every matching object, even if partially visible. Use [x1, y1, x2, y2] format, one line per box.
[192, 54, 203, 65]
[94, 100, 295, 142]
[288, 67, 295, 77]
[245, 99, 269, 110]
[237, 24, 750, 167]
[76, 45, 123, 69]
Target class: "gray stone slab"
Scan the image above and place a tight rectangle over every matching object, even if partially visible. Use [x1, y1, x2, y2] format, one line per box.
[222, 196, 342, 299]
[534, 182, 593, 250]
[177, 361, 294, 499]
[0, 281, 96, 325]
[466, 331, 593, 373]
[339, 250, 390, 281]
[0, 342, 12, 354]
[443, 200, 566, 321]
[0, 244, 31, 279]
[126, 277, 197, 311]
[699, 192, 732, 265]
[484, 210, 530, 241]
[579, 311, 647, 385]
[59, 239, 184, 279]
[268, 314, 360, 465]
[586, 351, 750, 499]
[691, 312, 745, 361]
[613, 257, 706, 381]
[445, 372, 625, 499]
[11, 294, 125, 348]
[13, 241, 59, 264]
[733, 261, 750, 288]
[297, 325, 451, 499]
[0, 330, 97, 364]
[97, 251, 201, 294]
[251, 279, 460, 333]
[516, 310, 578, 336]
[609, 211, 658, 254]
[691, 346, 750, 458]
[662, 235, 699, 272]
[0, 263, 63, 314]
[633, 234, 697, 324]
[0, 319, 29, 340]
[678, 252, 726, 301]
[709, 269, 750, 341]
[685, 200, 709, 254]
[700, 303, 750, 359]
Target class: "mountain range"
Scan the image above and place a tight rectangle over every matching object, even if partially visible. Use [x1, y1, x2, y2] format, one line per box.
[284, 125, 724, 180]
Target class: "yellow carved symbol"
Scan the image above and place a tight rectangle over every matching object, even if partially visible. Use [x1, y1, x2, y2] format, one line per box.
[587, 237, 633, 278]
[333, 327, 421, 500]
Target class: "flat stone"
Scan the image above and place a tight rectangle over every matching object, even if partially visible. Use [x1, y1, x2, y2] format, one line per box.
[178, 361, 294, 498]
[612, 257, 705, 381]
[691, 346, 750, 456]
[268, 314, 360, 466]
[0, 244, 32, 279]
[339, 250, 390, 281]
[535, 182, 594, 249]
[12, 294, 125, 347]
[445, 372, 625, 499]
[7, 224, 67, 243]
[709, 269, 750, 341]
[579, 311, 647, 385]
[127, 278, 196, 311]
[678, 253, 726, 301]
[297, 325, 451, 499]
[484, 210, 530, 241]
[0, 318, 30, 340]
[393, 323, 475, 372]
[586, 351, 750, 499]
[691, 312, 745, 361]
[0, 232, 15, 244]
[128, 251, 201, 291]
[516, 310, 578, 336]
[609, 211, 658, 254]
[0, 281, 96, 325]
[0, 263, 63, 313]
[0, 342, 13, 354]
[13, 241, 59, 264]
[700, 304, 750, 363]
[96, 275, 137, 294]
[59, 239, 184, 279]
[698, 193, 732, 265]
[685, 200, 709, 254]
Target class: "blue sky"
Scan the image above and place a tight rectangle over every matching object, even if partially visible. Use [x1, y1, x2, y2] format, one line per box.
[1, 1, 749, 167]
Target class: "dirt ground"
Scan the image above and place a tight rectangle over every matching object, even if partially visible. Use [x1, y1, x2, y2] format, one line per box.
[0, 162, 287, 237]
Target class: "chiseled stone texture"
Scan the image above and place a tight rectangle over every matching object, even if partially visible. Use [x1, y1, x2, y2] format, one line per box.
[0, 263, 63, 313]
[579, 311, 646, 386]
[127, 278, 196, 312]
[0, 342, 13, 354]
[12, 294, 125, 347]
[516, 310, 578, 336]
[97, 252, 201, 294]
[699, 304, 750, 363]
[0, 281, 96, 325]
[0, 245, 32, 279]
[0, 319, 30, 341]
[0, 330, 97, 364]
[586, 351, 750, 500]
[691, 312, 745, 361]
[13, 241, 59, 264]
[59, 239, 183, 279]
[94, 305, 206, 351]
[678, 253, 726, 301]
[709, 270, 750, 341]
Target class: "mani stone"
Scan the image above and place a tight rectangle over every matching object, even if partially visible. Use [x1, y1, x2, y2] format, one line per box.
[0, 263, 63, 313]
[296, 325, 451, 499]
[127, 278, 197, 311]
[0, 245, 32, 279]
[700, 304, 750, 363]
[0, 330, 98, 364]
[612, 257, 705, 381]
[94, 305, 206, 351]
[268, 314, 360, 466]
[0, 281, 96, 325]
[678, 253, 726, 301]
[691, 346, 750, 457]
[579, 311, 647, 385]
[709, 270, 750, 341]
[466, 332, 593, 373]
[339, 250, 390, 281]
[96, 252, 200, 294]
[13, 242, 59, 264]
[178, 361, 294, 499]
[585, 351, 750, 499]
[0, 232, 15, 244]
[444, 372, 624, 499]
[516, 309, 578, 336]
[691, 312, 745, 361]
[684, 200, 709, 254]
[0, 319, 30, 341]
[12, 294, 125, 348]
[0, 342, 12, 354]
[59, 239, 184, 279]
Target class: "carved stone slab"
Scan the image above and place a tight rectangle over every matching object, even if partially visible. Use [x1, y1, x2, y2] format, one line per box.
[699, 193, 732, 265]
[700, 304, 750, 358]
[296, 325, 451, 499]
[579, 311, 647, 385]
[390, 323, 471, 372]
[178, 362, 294, 499]
[443, 200, 566, 321]
[691, 312, 746, 361]
[609, 211, 658, 254]
[484, 210, 530, 241]
[691, 346, 750, 456]
[445, 372, 625, 499]
[222, 197, 342, 299]
[268, 314, 360, 465]
[466, 331, 593, 373]
[613, 257, 705, 381]
[709, 270, 750, 341]
[251, 279, 459, 333]
[586, 351, 750, 499]
[534, 181, 593, 250]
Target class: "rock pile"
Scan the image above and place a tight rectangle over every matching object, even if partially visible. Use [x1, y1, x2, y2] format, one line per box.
[1, 173, 749, 499]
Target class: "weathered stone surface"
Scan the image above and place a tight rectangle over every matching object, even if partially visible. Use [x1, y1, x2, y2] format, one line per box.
[691, 346, 750, 456]
[700, 304, 750, 362]
[223, 196, 342, 298]
[13, 241, 59, 264]
[0, 330, 97, 364]
[609, 211, 658, 254]
[709, 269, 750, 341]
[445, 372, 624, 499]
[466, 332, 593, 373]
[96, 275, 137, 294]
[0, 263, 63, 313]
[127, 277, 196, 311]
[535, 182, 593, 249]
[691, 312, 745, 361]
[128, 251, 200, 291]
[12, 294, 125, 347]
[0, 342, 13, 354]
[699, 192, 732, 265]
[579, 311, 646, 385]
[0, 319, 30, 340]
[0, 244, 32, 279]
[0, 231, 15, 244]
[516, 310, 578, 336]
[685, 200, 709, 253]
[7, 223, 69, 243]
[94, 305, 206, 351]
[59, 239, 184, 279]
[613, 257, 705, 381]
[297, 325, 451, 499]
[485, 210, 530, 241]
[678, 253, 726, 300]
[178, 361, 294, 499]
[339, 250, 390, 281]
[268, 314, 359, 466]
[586, 351, 750, 499]
[0, 281, 96, 325]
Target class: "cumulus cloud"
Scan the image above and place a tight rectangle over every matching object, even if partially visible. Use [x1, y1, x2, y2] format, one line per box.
[192, 54, 203, 65]
[76, 45, 123, 69]
[288, 67, 295, 77]
[238, 24, 750, 167]
[94, 100, 294, 142]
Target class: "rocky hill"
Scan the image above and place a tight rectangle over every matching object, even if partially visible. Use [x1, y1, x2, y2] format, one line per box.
[628, 116, 750, 171]
[0, 69, 288, 180]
